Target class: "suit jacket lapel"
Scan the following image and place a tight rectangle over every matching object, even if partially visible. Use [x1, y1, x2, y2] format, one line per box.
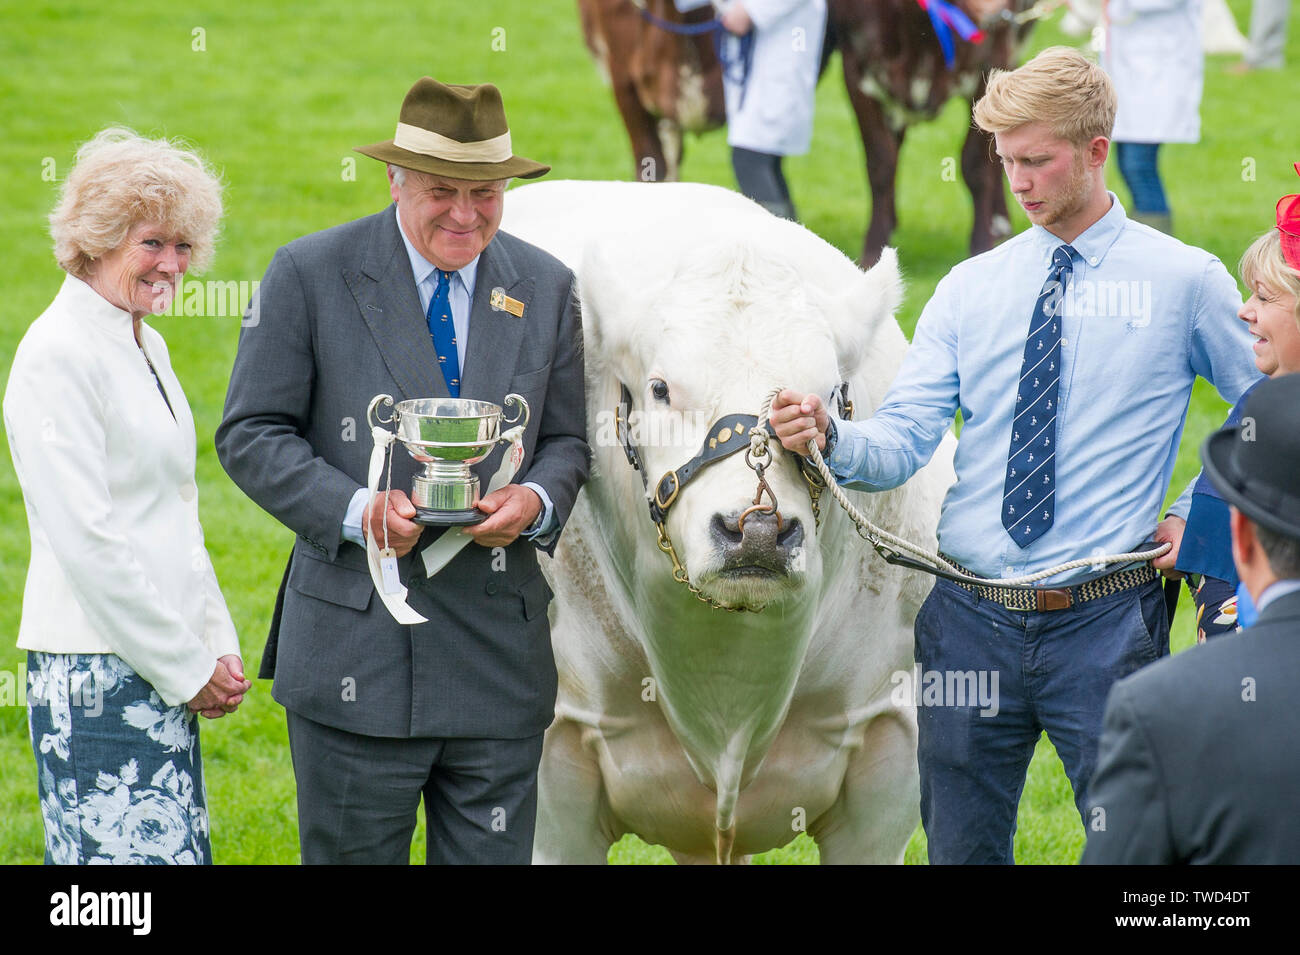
[461, 236, 531, 404]
[345, 206, 447, 402]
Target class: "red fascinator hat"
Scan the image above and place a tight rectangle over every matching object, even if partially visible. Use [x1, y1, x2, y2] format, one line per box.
[1278, 162, 1300, 271]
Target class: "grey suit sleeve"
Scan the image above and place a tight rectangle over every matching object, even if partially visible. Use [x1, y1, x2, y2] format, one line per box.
[1080, 680, 1177, 864]
[516, 275, 589, 555]
[215, 246, 359, 561]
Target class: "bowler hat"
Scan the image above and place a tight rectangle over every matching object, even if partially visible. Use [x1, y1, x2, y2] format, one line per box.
[355, 77, 549, 181]
[1201, 374, 1300, 538]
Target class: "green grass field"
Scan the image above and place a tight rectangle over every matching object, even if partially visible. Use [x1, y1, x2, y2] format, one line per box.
[0, 0, 1295, 865]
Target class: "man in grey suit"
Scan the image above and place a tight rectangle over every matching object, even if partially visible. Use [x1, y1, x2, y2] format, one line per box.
[216, 78, 589, 864]
[1082, 373, 1300, 864]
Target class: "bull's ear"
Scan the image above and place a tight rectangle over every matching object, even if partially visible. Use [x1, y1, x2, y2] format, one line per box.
[830, 246, 903, 370]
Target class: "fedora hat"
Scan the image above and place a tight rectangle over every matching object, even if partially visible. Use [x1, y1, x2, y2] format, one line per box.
[1201, 373, 1300, 538]
[355, 77, 549, 181]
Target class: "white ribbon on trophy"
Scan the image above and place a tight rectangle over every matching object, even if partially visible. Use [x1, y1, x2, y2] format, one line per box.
[366, 423, 427, 625]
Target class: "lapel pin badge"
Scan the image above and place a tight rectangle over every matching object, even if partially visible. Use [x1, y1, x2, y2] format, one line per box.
[489, 286, 525, 318]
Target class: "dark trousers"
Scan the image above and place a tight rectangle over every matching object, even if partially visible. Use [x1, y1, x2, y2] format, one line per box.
[914, 576, 1168, 864]
[286, 710, 544, 864]
[731, 146, 795, 220]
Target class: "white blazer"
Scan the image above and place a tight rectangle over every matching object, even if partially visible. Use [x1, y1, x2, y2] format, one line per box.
[3, 274, 239, 706]
[1104, 0, 1204, 144]
[720, 0, 827, 156]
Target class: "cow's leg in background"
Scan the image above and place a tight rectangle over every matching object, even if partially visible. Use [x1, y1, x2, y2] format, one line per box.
[845, 84, 905, 268]
[610, 66, 670, 183]
[579, 0, 669, 182]
[657, 117, 683, 182]
[837, 15, 904, 267]
[810, 705, 920, 863]
[961, 106, 1012, 257]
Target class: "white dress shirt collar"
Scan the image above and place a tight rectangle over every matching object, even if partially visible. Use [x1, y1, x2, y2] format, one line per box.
[393, 205, 481, 302]
[1030, 191, 1127, 270]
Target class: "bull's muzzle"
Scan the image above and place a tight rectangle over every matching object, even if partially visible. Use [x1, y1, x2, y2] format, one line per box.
[710, 509, 805, 576]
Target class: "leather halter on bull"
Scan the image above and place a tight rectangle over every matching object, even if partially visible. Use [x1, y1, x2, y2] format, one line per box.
[616, 382, 1170, 611]
[615, 382, 851, 611]
[751, 388, 1172, 593]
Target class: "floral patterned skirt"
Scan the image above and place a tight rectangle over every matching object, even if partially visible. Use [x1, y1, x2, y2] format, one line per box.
[26, 652, 211, 865]
[1190, 574, 1241, 643]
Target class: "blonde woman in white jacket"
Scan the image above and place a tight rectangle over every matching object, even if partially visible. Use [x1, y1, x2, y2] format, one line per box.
[3, 128, 249, 865]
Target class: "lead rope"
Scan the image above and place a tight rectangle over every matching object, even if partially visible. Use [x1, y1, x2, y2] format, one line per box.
[757, 388, 1170, 588]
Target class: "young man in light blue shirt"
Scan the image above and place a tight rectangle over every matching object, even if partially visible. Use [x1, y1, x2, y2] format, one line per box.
[771, 46, 1262, 863]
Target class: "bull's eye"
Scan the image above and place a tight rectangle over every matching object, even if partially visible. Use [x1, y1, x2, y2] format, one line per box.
[650, 379, 670, 404]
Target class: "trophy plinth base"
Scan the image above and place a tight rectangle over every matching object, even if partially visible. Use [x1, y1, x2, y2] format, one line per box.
[413, 506, 486, 526]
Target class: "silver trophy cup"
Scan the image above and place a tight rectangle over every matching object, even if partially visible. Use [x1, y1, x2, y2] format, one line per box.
[367, 393, 530, 526]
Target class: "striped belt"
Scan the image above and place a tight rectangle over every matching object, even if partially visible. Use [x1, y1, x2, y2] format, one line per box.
[944, 558, 1158, 613]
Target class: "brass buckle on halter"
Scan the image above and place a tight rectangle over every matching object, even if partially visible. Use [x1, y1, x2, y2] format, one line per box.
[654, 470, 681, 511]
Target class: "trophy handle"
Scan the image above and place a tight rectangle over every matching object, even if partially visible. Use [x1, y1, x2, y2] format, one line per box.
[368, 394, 396, 429]
[502, 393, 530, 432]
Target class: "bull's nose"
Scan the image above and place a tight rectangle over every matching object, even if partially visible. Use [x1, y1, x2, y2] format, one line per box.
[710, 510, 805, 574]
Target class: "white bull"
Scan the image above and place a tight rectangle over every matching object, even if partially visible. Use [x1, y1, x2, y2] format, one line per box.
[502, 181, 956, 864]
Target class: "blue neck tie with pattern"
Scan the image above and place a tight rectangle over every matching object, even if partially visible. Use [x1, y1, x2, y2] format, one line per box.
[427, 268, 461, 398]
[1003, 244, 1074, 547]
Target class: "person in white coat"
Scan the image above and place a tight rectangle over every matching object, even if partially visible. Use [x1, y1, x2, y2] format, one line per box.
[3, 127, 249, 864]
[717, 0, 827, 220]
[1102, 0, 1205, 234]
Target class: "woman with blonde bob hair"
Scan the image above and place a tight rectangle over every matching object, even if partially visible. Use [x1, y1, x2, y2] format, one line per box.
[3, 127, 250, 865]
[1172, 167, 1300, 639]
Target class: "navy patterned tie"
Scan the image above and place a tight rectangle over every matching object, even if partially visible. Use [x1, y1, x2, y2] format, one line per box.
[1002, 244, 1074, 547]
[427, 269, 460, 397]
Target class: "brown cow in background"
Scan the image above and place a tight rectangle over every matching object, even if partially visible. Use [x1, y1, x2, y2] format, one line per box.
[577, 0, 726, 183]
[833, 0, 1035, 265]
[576, 0, 1037, 265]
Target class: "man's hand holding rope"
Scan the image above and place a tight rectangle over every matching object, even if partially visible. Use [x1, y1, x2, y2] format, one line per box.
[770, 389, 830, 456]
